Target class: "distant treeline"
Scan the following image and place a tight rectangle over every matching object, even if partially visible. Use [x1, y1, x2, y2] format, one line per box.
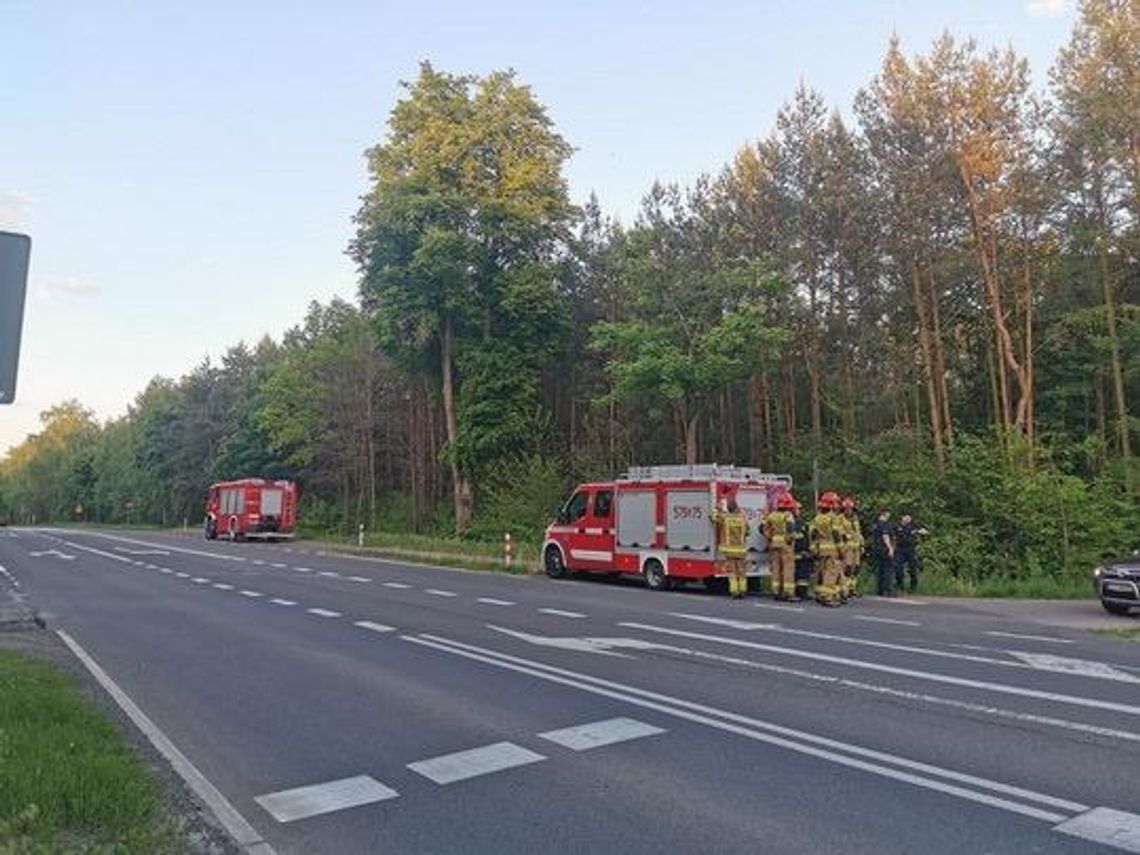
[2, 1, 1138, 592]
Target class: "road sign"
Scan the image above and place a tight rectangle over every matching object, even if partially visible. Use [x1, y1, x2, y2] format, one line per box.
[0, 231, 31, 404]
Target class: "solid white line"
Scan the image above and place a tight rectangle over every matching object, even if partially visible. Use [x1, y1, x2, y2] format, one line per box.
[407, 741, 546, 785]
[986, 631, 1072, 645]
[425, 589, 456, 598]
[538, 608, 587, 618]
[477, 597, 516, 606]
[354, 620, 395, 633]
[347, 576, 371, 583]
[854, 615, 921, 627]
[383, 582, 412, 589]
[61, 540, 133, 564]
[56, 630, 275, 853]
[408, 634, 1084, 821]
[539, 717, 665, 751]
[306, 608, 341, 618]
[213, 583, 235, 591]
[255, 775, 398, 823]
[625, 622, 1140, 718]
[240, 590, 264, 598]
[269, 598, 296, 607]
[1054, 807, 1140, 852]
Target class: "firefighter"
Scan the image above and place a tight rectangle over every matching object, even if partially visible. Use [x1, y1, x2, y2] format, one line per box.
[809, 491, 845, 606]
[893, 513, 928, 594]
[763, 493, 798, 601]
[840, 496, 864, 599]
[712, 497, 751, 599]
[791, 499, 814, 600]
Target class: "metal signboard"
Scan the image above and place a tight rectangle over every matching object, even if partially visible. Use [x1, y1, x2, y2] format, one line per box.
[0, 231, 31, 404]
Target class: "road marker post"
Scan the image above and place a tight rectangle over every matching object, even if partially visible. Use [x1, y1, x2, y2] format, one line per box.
[358, 523, 365, 547]
[504, 532, 513, 569]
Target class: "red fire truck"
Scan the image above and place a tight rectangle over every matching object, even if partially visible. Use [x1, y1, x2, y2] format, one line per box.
[204, 478, 298, 541]
[542, 464, 793, 590]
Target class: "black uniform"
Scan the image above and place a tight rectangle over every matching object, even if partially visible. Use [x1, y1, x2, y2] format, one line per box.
[792, 514, 813, 599]
[894, 520, 925, 593]
[869, 516, 895, 596]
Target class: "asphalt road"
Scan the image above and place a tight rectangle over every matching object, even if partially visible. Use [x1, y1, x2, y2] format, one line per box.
[3, 526, 1140, 855]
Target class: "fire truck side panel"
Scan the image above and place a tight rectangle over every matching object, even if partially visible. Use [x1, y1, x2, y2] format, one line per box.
[615, 490, 656, 548]
[664, 489, 712, 552]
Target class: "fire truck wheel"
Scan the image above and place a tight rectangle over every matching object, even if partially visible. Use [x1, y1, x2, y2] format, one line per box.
[544, 545, 568, 579]
[643, 559, 669, 591]
[204, 517, 217, 540]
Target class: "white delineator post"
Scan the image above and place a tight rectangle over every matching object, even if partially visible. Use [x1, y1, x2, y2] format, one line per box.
[504, 533, 513, 569]
[358, 523, 365, 547]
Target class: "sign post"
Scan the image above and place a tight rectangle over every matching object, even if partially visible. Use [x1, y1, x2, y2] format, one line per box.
[0, 231, 31, 404]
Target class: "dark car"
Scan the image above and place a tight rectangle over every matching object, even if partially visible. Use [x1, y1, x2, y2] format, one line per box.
[1094, 550, 1140, 616]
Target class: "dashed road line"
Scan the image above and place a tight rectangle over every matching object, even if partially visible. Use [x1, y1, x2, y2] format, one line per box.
[192, 577, 210, 584]
[293, 567, 313, 574]
[986, 631, 1072, 645]
[240, 590, 264, 598]
[347, 576, 371, 583]
[269, 598, 297, 607]
[174, 571, 190, 579]
[213, 583, 234, 591]
[538, 608, 587, 619]
[477, 598, 516, 606]
[159, 568, 173, 575]
[270, 563, 287, 569]
[318, 571, 340, 578]
[306, 608, 341, 618]
[408, 742, 546, 785]
[854, 615, 920, 627]
[354, 620, 395, 634]
[426, 589, 457, 598]
[383, 582, 412, 589]
[539, 717, 665, 751]
[255, 775, 398, 824]
[251, 560, 266, 566]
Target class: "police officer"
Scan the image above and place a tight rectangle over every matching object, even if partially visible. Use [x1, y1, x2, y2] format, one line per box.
[869, 509, 896, 596]
[712, 497, 751, 600]
[809, 491, 845, 606]
[791, 499, 813, 601]
[763, 493, 798, 601]
[893, 513, 927, 594]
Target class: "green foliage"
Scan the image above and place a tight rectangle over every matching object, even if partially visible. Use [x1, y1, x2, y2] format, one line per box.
[469, 456, 569, 541]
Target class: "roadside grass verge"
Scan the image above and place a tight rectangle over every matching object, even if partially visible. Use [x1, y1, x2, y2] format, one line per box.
[301, 529, 540, 574]
[1096, 625, 1140, 641]
[913, 572, 1094, 599]
[0, 648, 179, 853]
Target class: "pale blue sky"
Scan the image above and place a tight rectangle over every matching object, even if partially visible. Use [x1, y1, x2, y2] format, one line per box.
[1, 0, 1076, 452]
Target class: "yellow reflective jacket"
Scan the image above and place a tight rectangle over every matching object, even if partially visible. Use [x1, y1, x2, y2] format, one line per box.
[809, 511, 844, 556]
[712, 509, 750, 559]
[763, 510, 794, 549]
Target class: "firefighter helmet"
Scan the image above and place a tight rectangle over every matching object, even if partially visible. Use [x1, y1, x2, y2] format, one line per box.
[819, 490, 840, 509]
[777, 492, 797, 510]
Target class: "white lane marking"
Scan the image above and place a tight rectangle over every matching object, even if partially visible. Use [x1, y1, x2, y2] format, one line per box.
[30, 548, 76, 560]
[489, 626, 632, 658]
[269, 598, 296, 607]
[986, 631, 1072, 645]
[213, 583, 234, 591]
[240, 590, 264, 598]
[174, 572, 190, 579]
[113, 547, 169, 555]
[425, 589, 456, 598]
[881, 597, 927, 606]
[347, 576, 371, 583]
[354, 620, 395, 634]
[159, 568, 173, 575]
[255, 775, 398, 824]
[1010, 652, 1140, 684]
[306, 608, 341, 618]
[192, 577, 209, 584]
[854, 615, 920, 627]
[318, 571, 340, 578]
[477, 597, 516, 606]
[57, 630, 275, 852]
[1054, 807, 1140, 852]
[62, 535, 231, 567]
[251, 560, 266, 566]
[407, 741, 545, 785]
[408, 634, 1082, 823]
[753, 602, 806, 613]
[539, 608, 587, 619]
[383, 582, 411, 589]
[293, 567, 313, 573]
[270, 563, 287, 569]
[624, 622, 1140, 718]
[539, 717, 665, 751]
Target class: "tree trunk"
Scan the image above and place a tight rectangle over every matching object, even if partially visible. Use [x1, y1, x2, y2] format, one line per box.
[440, 314, 473, 534]
[911, 262, 945, 470]
[1100, 240, 1134, 495]
[927, 269, 953, 448]
[685, 414, 699, 465]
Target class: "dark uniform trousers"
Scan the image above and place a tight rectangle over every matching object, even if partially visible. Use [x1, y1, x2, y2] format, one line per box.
[894, 550, 920, 593]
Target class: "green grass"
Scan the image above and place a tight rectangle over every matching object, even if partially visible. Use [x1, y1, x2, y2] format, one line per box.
[302, 528, 540, 574]
[1096, 626, 1140, 641]
[911, 572, 1094, 599]
[0, 649, 180, 853]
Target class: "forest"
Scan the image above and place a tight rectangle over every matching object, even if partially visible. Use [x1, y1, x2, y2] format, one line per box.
[1, 0, 1137, 595]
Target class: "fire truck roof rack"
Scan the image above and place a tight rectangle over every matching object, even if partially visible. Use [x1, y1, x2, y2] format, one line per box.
[617, 464, 792, 485]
